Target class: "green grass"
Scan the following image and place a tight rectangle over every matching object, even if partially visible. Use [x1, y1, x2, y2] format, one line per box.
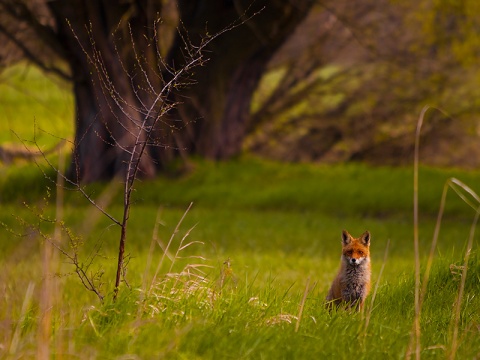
[1, 64, 480, 358]
[1, 158, 480, 359]
[0, 63, 73, 146]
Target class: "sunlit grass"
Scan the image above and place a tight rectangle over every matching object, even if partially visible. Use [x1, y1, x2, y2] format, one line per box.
[1, 157, 480, 358]
[1, 65, 479, 359]
[0, 63, 73, 146]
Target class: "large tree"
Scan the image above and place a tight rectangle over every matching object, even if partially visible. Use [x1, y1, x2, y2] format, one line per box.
[0, 0, 312, 182]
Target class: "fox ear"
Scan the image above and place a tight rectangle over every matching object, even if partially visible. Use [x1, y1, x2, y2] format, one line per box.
[342, 230, 351, 245]
[360, 231, 371, 246]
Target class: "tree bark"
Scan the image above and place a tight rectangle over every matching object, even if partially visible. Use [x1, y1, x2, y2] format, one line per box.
[48, 0, 162, 183]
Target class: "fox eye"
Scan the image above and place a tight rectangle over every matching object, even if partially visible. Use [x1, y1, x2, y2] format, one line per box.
[346, 250, 353, 256]
[358, 251, 364, 256]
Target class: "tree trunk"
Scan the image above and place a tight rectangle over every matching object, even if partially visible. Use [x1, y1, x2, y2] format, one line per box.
[48, 0, 163, 183]
[168, 0, 313, 160]
[40, 0, 311, 182]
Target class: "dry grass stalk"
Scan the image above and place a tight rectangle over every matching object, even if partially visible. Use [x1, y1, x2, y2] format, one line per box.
[364, 238, 390, 337]
[295, 277, 313, 333]
[266, 314, 298, 326]
[407, 105, 429, 360]
[414, 177, 479, 360]
[149, 202, 193, 294]
[37, 147, 65, 359]
[9, 282, 35, 356]
[407, 105, 477, 360]
[143, 207, 165, 294]
[449, 210, 479, 359]
[407, 105, 450, 360]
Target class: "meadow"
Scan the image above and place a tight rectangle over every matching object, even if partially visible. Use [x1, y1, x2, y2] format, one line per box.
[0, 65, 479, 359]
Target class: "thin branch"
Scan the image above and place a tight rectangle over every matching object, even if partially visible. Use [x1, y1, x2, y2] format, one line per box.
[13, 129, 122, 227]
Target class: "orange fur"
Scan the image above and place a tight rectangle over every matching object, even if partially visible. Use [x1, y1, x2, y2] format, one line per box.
[326, 230, 371, 311]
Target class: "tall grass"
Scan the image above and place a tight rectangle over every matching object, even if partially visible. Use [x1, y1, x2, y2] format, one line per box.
[1, 157, 479, 358]
[1, 68, 480, 357]
[408, 105, 480, 360]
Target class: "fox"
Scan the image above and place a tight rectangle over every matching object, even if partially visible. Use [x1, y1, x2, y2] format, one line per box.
[326, 230, 371, 311]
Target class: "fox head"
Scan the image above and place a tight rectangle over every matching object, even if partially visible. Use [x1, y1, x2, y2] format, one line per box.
[341, 230, 370, 266]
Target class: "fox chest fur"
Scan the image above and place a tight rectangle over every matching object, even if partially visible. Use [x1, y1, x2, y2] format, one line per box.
[326, 230, 372, 310]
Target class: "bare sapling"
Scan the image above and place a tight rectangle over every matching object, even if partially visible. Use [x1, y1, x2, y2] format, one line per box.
[26, 10, 262, 301]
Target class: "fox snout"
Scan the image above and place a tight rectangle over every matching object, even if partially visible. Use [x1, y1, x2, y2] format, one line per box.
[347, 256, 364, 265]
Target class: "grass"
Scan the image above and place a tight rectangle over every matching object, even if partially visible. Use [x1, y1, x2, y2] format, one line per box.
[1, 157, 480, 359]
[1, 64, 480, 358]
[0, 63, 73, 147]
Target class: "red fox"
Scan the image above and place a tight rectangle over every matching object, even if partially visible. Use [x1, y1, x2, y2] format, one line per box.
[326, 230, 371, 311]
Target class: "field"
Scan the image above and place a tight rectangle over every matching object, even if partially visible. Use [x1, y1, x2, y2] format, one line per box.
[0, 65, 480, 359]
